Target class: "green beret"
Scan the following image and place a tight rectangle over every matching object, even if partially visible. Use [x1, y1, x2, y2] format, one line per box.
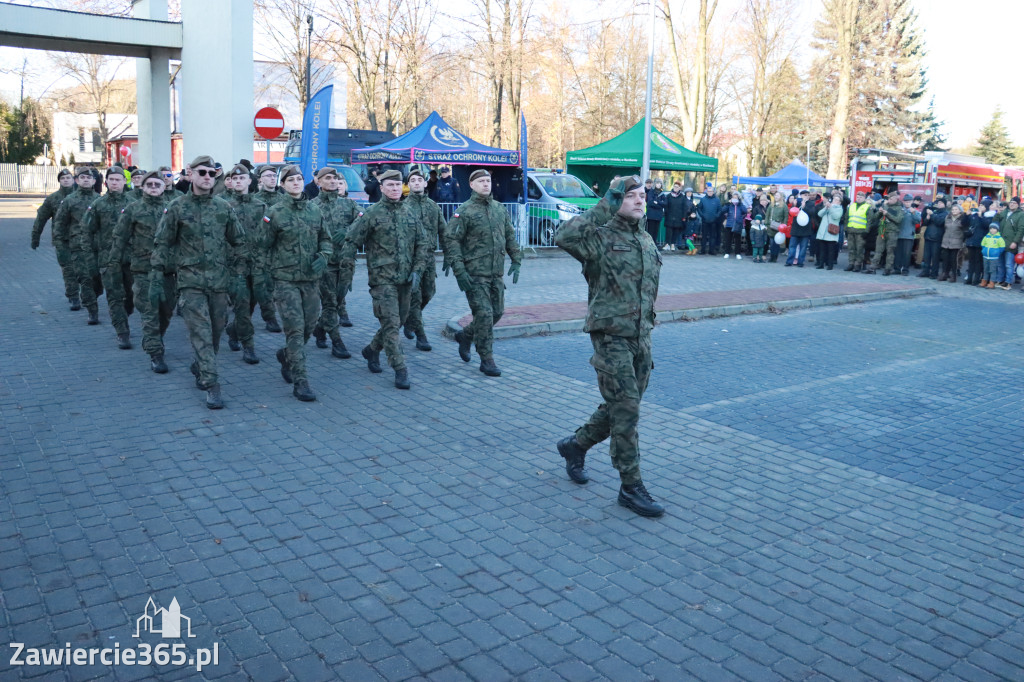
[140, 170, 163, 185]
[469, 169, 491, 182]
[106, 166, 125, 179]
[227, 164, 250, 177]
[189, 155, 216, 169]
[75, 166, 92, 177]
[315, 166, 338, 180]
[278, 165, 303, 182]
[610, 175, 642, 195]
[377, 169, 402, 183]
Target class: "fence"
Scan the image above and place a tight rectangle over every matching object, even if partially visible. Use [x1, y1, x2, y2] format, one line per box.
[0, 164, 62, 193]
[431, 201, 575, 250]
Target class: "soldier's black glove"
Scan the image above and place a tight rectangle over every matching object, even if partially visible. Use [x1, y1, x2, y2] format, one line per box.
[91, 273, 103, 296]
[408, 271, 420, 291]
[311, 253, 327, 277]
[455, 270, 472, 292]
[443, 262, 451, 277]
[507, 262, 521, 284]
[31, 237, 40, 250]
[604, 184, 625, 213]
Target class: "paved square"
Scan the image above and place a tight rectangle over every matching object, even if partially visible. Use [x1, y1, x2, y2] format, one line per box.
[2, 197, 1023, 681]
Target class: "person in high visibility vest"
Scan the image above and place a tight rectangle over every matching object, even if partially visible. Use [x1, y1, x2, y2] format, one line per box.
[845, 191, 874, 272]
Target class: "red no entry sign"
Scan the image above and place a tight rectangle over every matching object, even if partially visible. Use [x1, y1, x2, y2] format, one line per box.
[254, 107, 285, 140]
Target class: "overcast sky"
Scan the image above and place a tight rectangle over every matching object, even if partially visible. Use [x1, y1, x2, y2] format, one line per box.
[0, 0, 1019, 151]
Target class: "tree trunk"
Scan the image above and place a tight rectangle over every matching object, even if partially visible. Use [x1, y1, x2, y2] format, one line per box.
[826, 0, 857, 179]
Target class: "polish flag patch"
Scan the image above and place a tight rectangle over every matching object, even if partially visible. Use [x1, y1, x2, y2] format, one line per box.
[453, 213, 460, 218]
[263, 216, 271, 222]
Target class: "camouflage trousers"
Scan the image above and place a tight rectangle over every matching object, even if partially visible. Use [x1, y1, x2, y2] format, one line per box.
[253, 269, 278, 324]
[846, 231, 869, 267]
[275, 280, 319, 383]
[72, 251, 100, 314]
[404, 267, 436, 337]
[54, 239, 80, 300]
[102, 262, 134, 335]
[315, 266, 353, 341]
[368, 282, 412, 371]
[179, 288, 228, 389]
[575, 333, 653, 486]
[463, 275, 505, 359]
[871, 232, 899, 270]
[226, 274, 256, 349]
[132, 270, 177, 356]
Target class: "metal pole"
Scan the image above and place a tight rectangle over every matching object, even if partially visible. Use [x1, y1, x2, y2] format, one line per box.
[266, 139, 271, 165]
[305, 15, 313, 107]
[640, 0, 656, 182]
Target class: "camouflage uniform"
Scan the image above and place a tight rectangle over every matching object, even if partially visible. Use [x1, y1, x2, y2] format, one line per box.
[254, 188, 283, 210]
[402, 191, 446, 339]
[556, 197, 662, 486]
[445, 191, 522, 360]
[31, 184, 78, 301]
[54, 186, 102, 316]
[339, 196, 430, 371]
[80, 188, 133, 335]
[266, 196, 332, 383]
[108, 193, 178, 356]
[224, 189, 267, 351]
[870, 202, 905, 272]
[152, 192, 244, 389]
[128, 187, 145, 203]
[313, 189, 362, 342]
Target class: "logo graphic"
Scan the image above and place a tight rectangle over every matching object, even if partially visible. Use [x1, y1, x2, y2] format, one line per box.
[430, 125, 469, 148]
[133, 597, 195, 639]
[652, 132, 680, 154]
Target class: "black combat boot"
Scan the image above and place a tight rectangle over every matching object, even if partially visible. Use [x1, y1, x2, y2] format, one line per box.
[293, 380, 316, 402]
[844, 264, 854, 271]
[394, 367, 410, 390]
[205, 384, 224, 410]
[618, 481, 665, 517]
[69, 297, 81, 311]
[415, 333, 432, 351]
[150, 354, 168, 374]
[242, 346, 259, 364]
[361, 345, 382, 373]
[265, 318, 282, 333]
[226, 322, 241, 351]
[313, 326, 328, 349]
[117, 333, 132, 350]
[403, 325, 415, 340]
[557, 436, 589, 484]
[339, 313, 353, 328]
[331, 337, 351, 359]
[87, 309, 100, 325]
[454, 330, 472, 362]
[479, 357, 501, 377]
[276, 348, 293, 383]
[189, 361, 203, 389]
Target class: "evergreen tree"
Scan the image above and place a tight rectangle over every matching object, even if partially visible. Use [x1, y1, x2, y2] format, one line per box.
[915, 97, 947, 152]
[975, 108, 1016, 165]
[0, 98, 50, 165]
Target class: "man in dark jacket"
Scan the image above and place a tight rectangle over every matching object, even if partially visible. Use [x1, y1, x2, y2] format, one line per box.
[918, 197, 947, 278]
[695, 185, 723, 255]
[433, 166, 460, 218]
[665, 182, 693, 250]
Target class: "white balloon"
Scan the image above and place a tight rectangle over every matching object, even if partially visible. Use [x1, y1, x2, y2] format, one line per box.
[796, 210, 809, 226]
[774, 231, 786, 245]
[1017, 265, 1024, 279]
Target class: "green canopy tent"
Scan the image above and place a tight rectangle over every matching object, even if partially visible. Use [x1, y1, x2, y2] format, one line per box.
[565, 120, 719, 193]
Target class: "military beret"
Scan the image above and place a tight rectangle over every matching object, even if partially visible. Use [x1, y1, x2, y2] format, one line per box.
[257, 165, 276, 177]
[158, 165, 172, 174]
[75, 166, 92, 177]
[610, 174, 643, 195]
[238, 158, 254, 171]
[378, 169, 402, 183]
[189, 154, 216, 169]
[227, 163, 250, 177]
[130, 168, 146, 178]
[408, 169, 425, 181]
[106, 166, 125, 178]
[469, 169, 491, 182]
[315, 166, 338, 180]
[57, 168, 72, 178]
[140, 170, 163, 185]
[278, 165, 303, 182]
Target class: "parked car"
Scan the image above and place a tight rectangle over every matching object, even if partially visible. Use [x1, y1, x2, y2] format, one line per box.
[525, 171, 600, 245]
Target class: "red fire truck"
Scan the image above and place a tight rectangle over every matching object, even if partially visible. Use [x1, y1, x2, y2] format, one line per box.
[849, 148, 1024, 204]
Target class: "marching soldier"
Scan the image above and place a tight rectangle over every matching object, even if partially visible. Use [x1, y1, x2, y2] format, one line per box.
[402, 168, 446, 351]
[312, 166, 361, 358]
[254, 165, 283, 210]
[31, 168, 79, 309]
[446, 169, 522, 377]
[128, 169, 147, 202]
[338, 169, 430, 390]
[151, 155, 245, 409]
[554, 176, 665, 518]
[54, 167, 103, 325]
[267, 165, 332, 402]
[253, 165, 284, 332]
[160, 166, 186, 202]
[223, 164, 265, 365]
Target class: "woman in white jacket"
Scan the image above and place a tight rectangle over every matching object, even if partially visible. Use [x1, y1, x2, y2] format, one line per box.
[815, 196, 844, 270]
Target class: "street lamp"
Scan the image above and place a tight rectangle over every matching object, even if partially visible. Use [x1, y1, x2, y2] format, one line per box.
[305, 15, 313, 107]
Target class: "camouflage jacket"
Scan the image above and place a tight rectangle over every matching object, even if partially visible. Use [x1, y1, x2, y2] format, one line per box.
[107, 193, 168, 273]
[152, 192, 244, 292]
[556, 198, 661, 339]
[128, 187, 145, 203]
[254, 188, 283, 210]
[339, 195, 430, 287]
[225, 190, 267, 274]
[266, 195, 332, 283]
[404, 191, 447, 267]
[445, 192, 521, 279]
[77, 189, 132, 265]
[53, 186, 98, 245]
[877, 203, 905, 237]
[315, 190, 363, 266]
[31, 185, 74, 244]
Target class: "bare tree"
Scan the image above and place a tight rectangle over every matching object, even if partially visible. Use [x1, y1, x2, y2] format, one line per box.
[49, 53, 134, 164]
[254, 0, 331, 111]
[662, 0, 718, 154]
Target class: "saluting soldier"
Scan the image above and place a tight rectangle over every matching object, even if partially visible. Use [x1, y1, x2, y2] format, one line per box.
[554, 176, 665, 518]
[107, 170, 176, 373]
[80, 166, 134, 349]
[31, 168, 79, 309]
[311, 166, 362, 358]
[151, 155, 245, 409]
[54, 167, 103, 325]
[223, 164, 265, 366]
[446, 169, 522, 377]
[402, 168, 447, 351]
[338, 169, 430, 390]
[267, 165, 332, 402]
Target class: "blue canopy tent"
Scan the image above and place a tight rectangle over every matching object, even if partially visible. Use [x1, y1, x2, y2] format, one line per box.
[733, 160, 849, 188]
[351, 111, 521, 202]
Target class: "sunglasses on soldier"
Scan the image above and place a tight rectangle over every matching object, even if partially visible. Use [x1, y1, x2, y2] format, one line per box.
[193, 168, 216, 177]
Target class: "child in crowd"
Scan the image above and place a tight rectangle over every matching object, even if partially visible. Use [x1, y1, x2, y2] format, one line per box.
[750, 216, 768, 262]
[980, 223, 1005, 289]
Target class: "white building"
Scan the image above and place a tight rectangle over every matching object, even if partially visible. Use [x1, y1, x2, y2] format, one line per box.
[51, 111, 137, 164]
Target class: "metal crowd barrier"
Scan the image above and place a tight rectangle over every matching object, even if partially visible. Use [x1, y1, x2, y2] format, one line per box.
[0, 164, 61, 193]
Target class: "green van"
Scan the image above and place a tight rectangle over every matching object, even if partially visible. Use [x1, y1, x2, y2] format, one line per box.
[525, 171, 600, 245]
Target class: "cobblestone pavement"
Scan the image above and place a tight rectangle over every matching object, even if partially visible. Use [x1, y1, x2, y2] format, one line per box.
[2, 197, 1023, 681]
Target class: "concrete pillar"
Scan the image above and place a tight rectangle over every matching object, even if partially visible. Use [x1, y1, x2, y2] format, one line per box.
[181, 0, 253, 168]
[134, 0, 171, 171]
